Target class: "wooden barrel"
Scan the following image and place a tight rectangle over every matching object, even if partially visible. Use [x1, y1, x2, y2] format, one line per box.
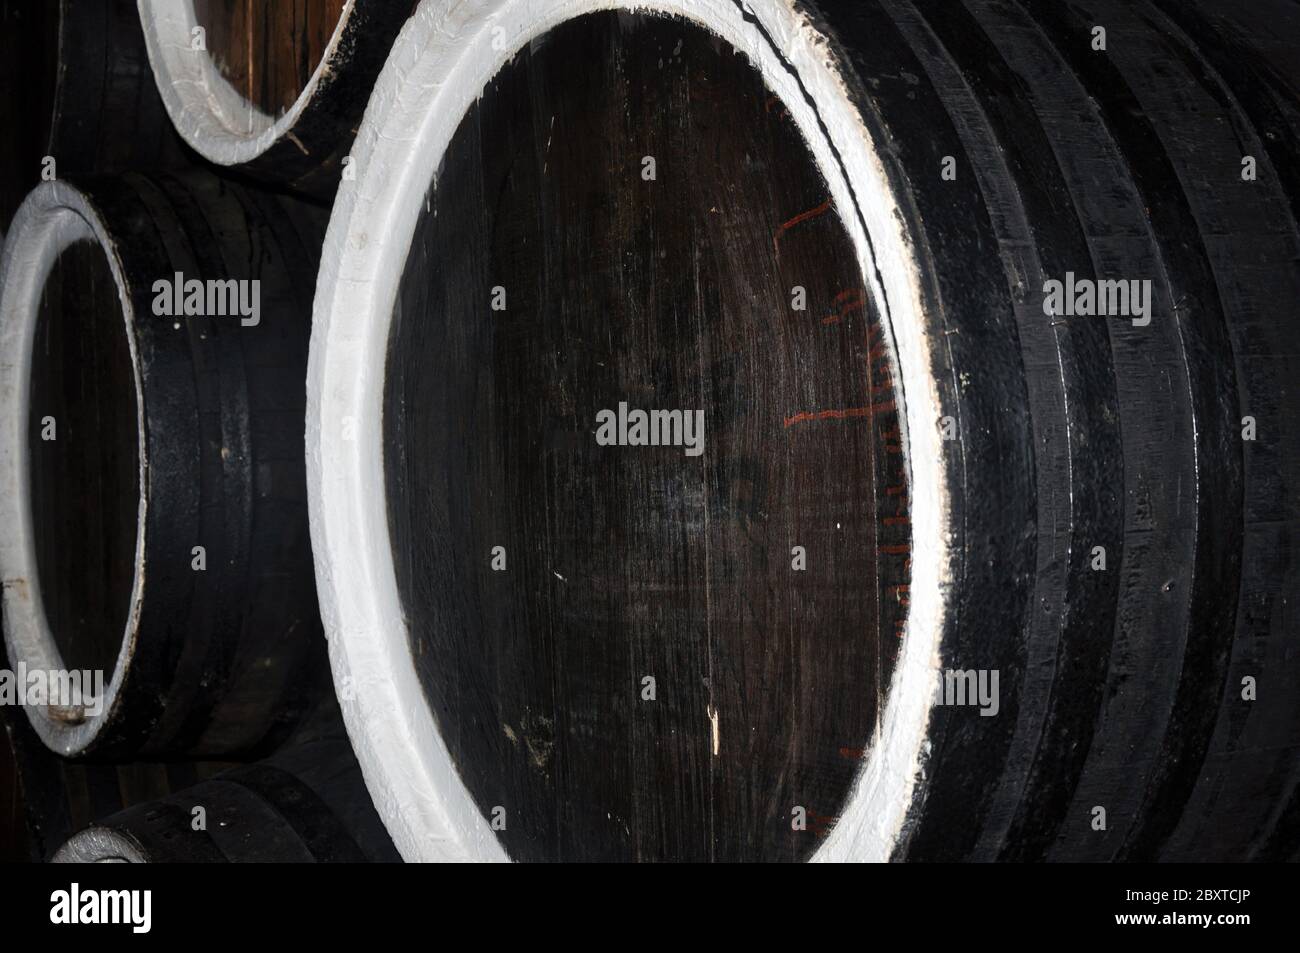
[0, 0, 184, 230]
[306, 0, 1300, 862]
[0, 173, 329, 761]
[2, 686, 237, 862]
[50, 738, 400, 863]
[135, 0, 417, 199]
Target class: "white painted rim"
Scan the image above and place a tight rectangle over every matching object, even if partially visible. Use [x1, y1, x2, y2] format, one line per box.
[0, 182, 148, 757]
[135, 0, 354, 165]
[51, 827, 148, 863]
[307, 0, 950, 862]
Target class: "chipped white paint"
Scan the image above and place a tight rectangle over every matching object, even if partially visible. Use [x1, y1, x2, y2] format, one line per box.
[135, 0, 353, 165]
[307, 0, 949, 862]
[0, 183, 147, 756]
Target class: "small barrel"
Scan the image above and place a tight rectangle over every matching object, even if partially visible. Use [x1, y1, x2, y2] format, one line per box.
[135, 0, 417, 198]
[3, 693, 235, 862]
[0, 173, 328, 761]
[51, 738, 399, 863]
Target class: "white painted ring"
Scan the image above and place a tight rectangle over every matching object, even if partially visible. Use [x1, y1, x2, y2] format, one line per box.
[307, 0, 949, 862]
[51, 827, 147, 863]
[0, 182, 147, 757]
[135, 0, 353, 166]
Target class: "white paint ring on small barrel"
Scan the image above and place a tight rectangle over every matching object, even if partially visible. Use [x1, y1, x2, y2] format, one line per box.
[51, 827, 146, 864]
[0, 182, 146, 757]
[307, 0, 951, 862]
[134, 0, 349, 166]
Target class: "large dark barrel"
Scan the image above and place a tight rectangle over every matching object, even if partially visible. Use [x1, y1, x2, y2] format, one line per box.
[135, 0, 417, 199]
[50, 737, 399, 863]
[0, 173, 328, 761]
[306, 0, 1300, 862]
[0, 0, 184, 230]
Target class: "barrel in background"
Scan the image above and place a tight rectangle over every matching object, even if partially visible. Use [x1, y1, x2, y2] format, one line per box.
[7, 640, 391, 864]
[194, 0, 348, 119]
[0, 174, 329, 761]
[2, 680, 237, 862]
[136, 0, 417, 199]
[51, 730, 399, 863]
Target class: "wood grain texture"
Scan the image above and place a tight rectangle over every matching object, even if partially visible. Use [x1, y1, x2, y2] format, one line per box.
[27, 239, 139, 679]
[193, 0, 348, 118]
[138, 0, 417, 198]
[384, 12, 903, 862]
[806, 0, 1298, 861]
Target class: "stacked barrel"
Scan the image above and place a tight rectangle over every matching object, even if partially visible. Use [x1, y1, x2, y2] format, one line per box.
[1, 0, 1297, 863]
[0, 0, 408, 862]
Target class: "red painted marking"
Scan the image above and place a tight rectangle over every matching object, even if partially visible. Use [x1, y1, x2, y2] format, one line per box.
[886, 485, 908, 497]
[823, 288, 865, 326]
[773, 200, 831, 254]
[782, 400, 896, 429]
[807, 808, 838, 836]
[883, 516, 910, 527]
[880, 544, 911, 555]
[838, 746, 866, 760]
